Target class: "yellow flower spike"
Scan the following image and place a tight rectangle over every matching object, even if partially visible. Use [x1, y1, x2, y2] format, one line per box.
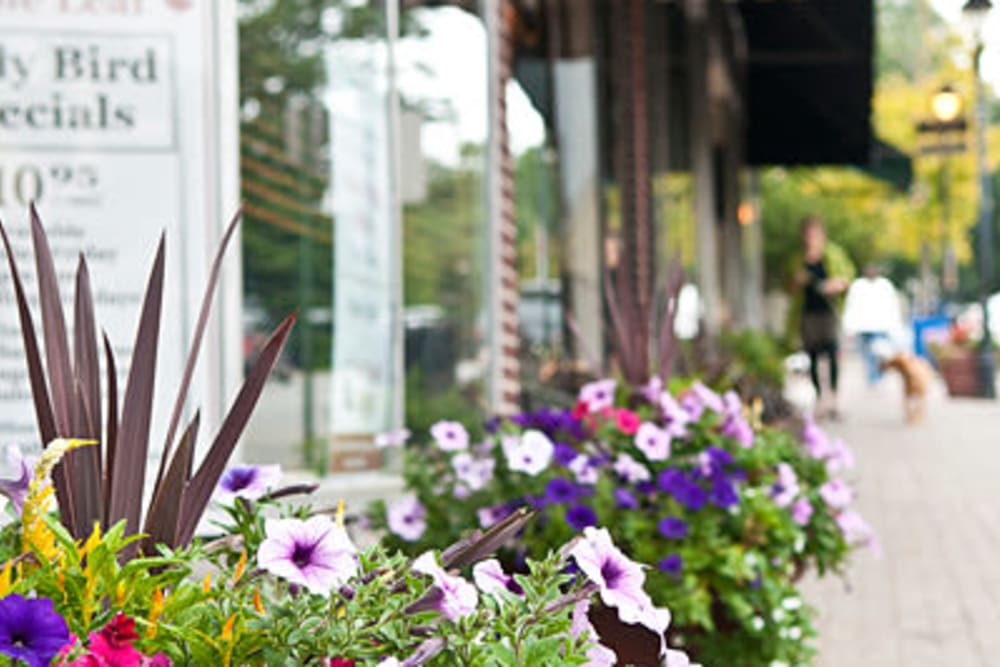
[115, 580, 127, 607]
[252, 588, 265, 614]
[220, 613, 237, 641]
[147, 587, 165, 639]
[337, 606, 346, 619]
[0, 560, 12, 598]
[231, 550, 247, 585]
[21, 439, 97, 561]
[79, 522, 102, 560]
[202, 571, 212, 593]
[336, 499, 346, 528]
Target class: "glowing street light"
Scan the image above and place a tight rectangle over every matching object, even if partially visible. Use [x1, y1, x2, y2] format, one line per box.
[930, 85, 963, 124]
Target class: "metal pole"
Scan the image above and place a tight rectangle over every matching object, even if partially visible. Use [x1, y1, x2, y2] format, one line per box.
[974, 42, 995, 397]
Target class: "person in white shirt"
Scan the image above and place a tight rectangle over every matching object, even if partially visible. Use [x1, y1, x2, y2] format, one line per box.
[842, 264, 903, 385]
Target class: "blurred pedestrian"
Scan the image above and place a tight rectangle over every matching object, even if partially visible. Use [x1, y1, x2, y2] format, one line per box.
[786, 216, 855, 419]
[843, 264, 903, 385]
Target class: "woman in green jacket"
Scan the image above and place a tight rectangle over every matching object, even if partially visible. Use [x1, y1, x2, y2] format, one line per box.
[787, 216, 855, 419]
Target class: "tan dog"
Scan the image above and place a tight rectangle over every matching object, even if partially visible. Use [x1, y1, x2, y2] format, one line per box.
[880, 353, 933, 424]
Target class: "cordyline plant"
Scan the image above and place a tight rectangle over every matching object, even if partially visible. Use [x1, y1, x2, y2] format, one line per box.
[0, 204, 294, 553]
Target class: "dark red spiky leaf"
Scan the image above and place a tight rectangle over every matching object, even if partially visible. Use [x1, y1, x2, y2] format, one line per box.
[441, 507, 534, 570]
[0, 219, 73, 530]
[175, 313, 296, 546]
[102, 333, 118, 522]
[107, 237, 165, 538]
[156, 209, 242, 489]
[143, 412, 199, 552]
[69, 255, 103, 534]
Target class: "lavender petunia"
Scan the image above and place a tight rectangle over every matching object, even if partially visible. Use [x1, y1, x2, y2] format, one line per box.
[502, 430, 554, 476]
[451, 453, 495, 491]
[634, 422, 672, 462]
[387, 493, 428, 541]
[613, 453, 651, 483]
[771, 463, 800, 508]
[477, 503, 512, 529]
[682, 382, 725, 420]
[569, 454, 600, 485]
[825, 438, 856, 473]
[472, 558, 523, 596]
[569, 527, 672, 638]
[411, 552, 478, 621]
[802, 418, 832, 459]
[791, 497, 814, 526]
[257, 516, 359, 595]
[819, 479, 853, 509]
[215, 464, 282, 503]
[659, 392, 692, 437]
[836, 509, 879, 553]
[570, 599, 618, 667]
[0, 446, 31, 514]
[430, 421, 469, 452]
[0, 594, 69, 667]
[579, 379, 617, 413]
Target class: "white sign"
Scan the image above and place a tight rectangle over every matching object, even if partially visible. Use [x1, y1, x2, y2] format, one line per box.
[328, 40, 395, 438]
[0, 2, 240, 451]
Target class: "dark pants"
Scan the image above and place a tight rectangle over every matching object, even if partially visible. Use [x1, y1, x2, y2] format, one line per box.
[807, 344, 839, 395]
[802, 311, 840, 395]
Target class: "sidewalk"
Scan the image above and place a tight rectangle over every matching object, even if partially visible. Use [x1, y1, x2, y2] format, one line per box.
[801, 357, 1000, 666]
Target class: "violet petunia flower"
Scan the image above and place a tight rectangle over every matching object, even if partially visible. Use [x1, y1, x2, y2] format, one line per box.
[614, 487, 639, 510]
[215, 464, 282, 503]
[802, 419, 832, 459]
[709, 478, 739, 509]
[613, 453, 651, 483]
[0, 594, 69, 667]
[836, 509, 879, 554]
[257, 516, 359, 595]
[658, 554, 683, 577]
[579, 379, 617, 413]
[411, 552, 478, 621]
[0, 446, 31, 514]
[658, 516, 688, 540]
[502, 430, 554, 476]
[659, 392, 692, 437]
[819, 479, 853, 509]
[544, 478, 579, 505]
[682, 382, 725, 420]
[825, 438, 856, 473]
[569, 527, 672, 638]
[642, 376, 664, 404]
[565, 503, 598, 531]
[635, 422, 672, 462]
[387, 494, 428, 541]
[472, 559, 523, 596]
[553, 442, 579, 467]
[791, 497, 814, 526]
[430, 421, 469, 452]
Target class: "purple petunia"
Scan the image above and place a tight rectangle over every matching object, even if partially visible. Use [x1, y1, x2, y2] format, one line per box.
[553, 442, 579, 467]
[544, 478, 580, 505]
[411, 552, 479, 621]
[502, 430, 554, 476]
[215, 464, 282, 503]
[0, 594, 69, 667]
[614, 487, 640, 510]
[430, 421, 469, 452]
[579, 379, 617, 413]
[664, 473, 708, 512]
[658, 516, 689, 540]
[709, 478, 740, 509]
[257, 516, 359, 595]
[658, 554, 684, 577]
[565, 503, 599, 531]
[387, 493, 428, 541]
[634, 422, 672, 462]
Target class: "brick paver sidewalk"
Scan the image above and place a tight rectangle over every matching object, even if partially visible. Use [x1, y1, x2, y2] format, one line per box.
[800, 358, 1000, 666]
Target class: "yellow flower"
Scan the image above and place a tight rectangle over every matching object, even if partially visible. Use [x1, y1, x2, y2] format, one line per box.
[220, 613, 237, 641]
[231, 550, 247, 585]
[0, 561, 12, 598]
[115, 580, 127, 607]
[252, 587, 265, 614]
[202, 571, 212, 593]
[21, 439, 96, 561]
[147, 587, 165, 639]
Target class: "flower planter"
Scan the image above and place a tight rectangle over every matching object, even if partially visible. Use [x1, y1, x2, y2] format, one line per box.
[937, 347, 981, 397]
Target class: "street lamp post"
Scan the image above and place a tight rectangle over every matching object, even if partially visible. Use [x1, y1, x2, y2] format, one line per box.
[964, 0, 996, 398]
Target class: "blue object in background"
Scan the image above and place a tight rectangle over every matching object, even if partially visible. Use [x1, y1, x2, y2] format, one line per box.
[912, 315, 951, 362]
